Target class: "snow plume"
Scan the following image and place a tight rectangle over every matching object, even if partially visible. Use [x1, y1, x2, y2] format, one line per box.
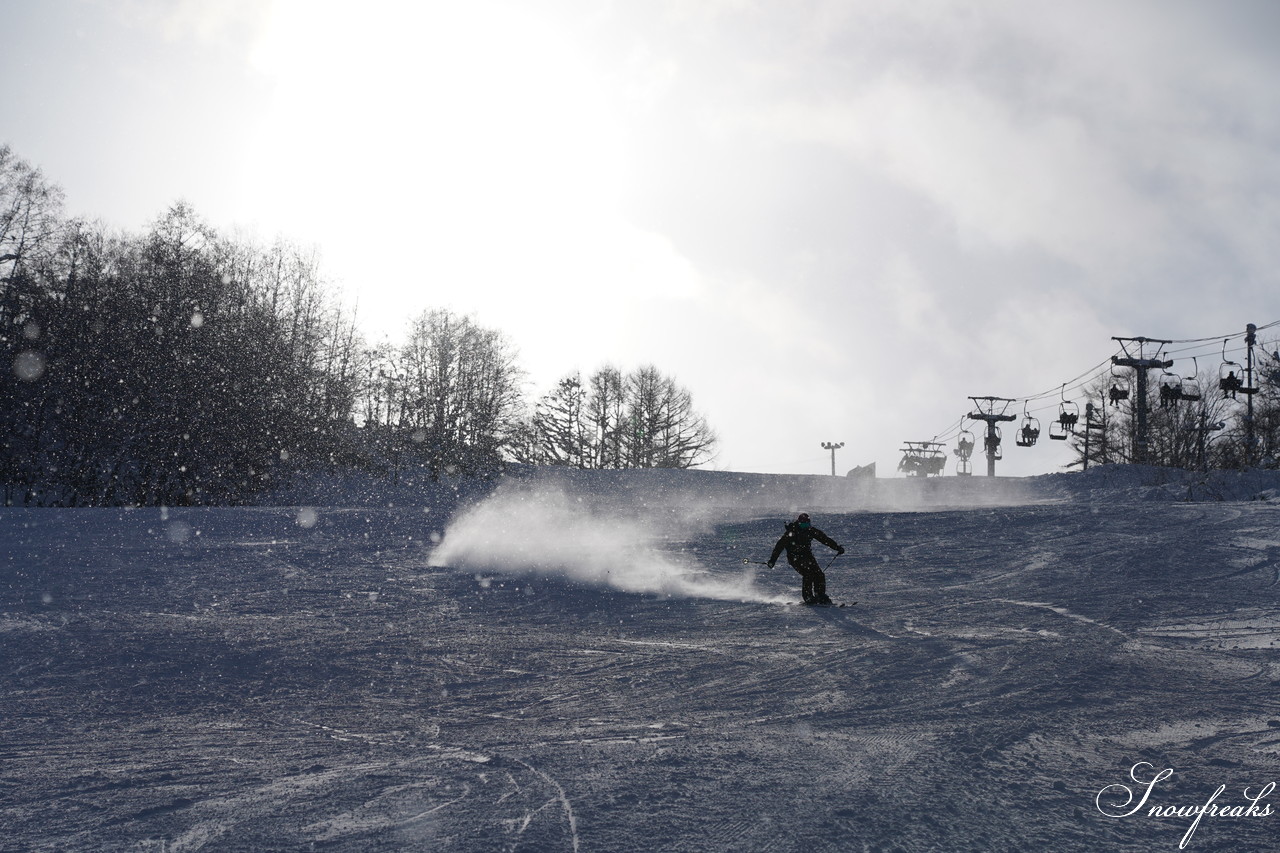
[428, 484, 787, 603]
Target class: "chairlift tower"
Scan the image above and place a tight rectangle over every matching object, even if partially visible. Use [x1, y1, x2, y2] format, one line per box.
[1111, 336, 1173, 464]
[967, 397, 1017, 477]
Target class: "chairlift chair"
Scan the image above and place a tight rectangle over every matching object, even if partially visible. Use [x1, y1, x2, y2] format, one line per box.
[1220, 339, 1246, 399]
[1178, 357, 1202, 402]
[1158, 371, 1184, 408]
[1015, 410, 1041, 447]
[1220, 367, 1245, 398]
[954, 430, 975, 476]
[1054, 391, 1075, 435]
[1108, 365, 1131, 407]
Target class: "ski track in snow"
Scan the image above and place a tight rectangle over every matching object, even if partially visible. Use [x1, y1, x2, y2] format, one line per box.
[992, 598, 1129, 638]
[5, 473, 1280, 851]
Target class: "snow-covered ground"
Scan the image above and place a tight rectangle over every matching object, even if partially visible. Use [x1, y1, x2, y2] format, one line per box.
[5, 465, 1280, 851]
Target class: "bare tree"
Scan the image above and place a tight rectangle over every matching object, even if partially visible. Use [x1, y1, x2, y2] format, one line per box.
[522, 363, 717, 470]
[622, 365, 717, 469]
[0, 144, 64, 280]
[399, 309, 524, 477]
[586, 365, 626, 469]
[531, 372, 592, 467]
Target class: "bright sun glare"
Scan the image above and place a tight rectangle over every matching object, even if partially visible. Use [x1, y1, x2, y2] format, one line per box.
[239, 0, 698, 359]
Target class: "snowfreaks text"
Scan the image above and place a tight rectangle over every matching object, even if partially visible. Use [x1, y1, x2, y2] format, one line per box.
[1095, 762, 1275, 849]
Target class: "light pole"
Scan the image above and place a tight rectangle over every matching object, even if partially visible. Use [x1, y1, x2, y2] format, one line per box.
[821, 441, 844, 476]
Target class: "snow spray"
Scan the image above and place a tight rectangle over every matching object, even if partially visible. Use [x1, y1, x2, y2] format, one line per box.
[427, 484, 787, 603]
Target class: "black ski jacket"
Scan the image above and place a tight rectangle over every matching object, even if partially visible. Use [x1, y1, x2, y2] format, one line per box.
[769, 522, 841, 568]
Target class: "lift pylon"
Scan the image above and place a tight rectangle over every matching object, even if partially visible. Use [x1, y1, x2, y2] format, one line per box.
[967, 397, 1017, 477]
[1111, 337, 1173, 464]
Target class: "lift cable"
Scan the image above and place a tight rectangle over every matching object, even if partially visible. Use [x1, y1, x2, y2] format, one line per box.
[916, 319, 1280, 456]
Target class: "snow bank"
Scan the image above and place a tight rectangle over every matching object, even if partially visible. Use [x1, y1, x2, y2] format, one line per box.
[1032, 464, 1280, 503]
[268, 463, 1047, 513]
[264, 460, 1280, 520]
[262, 464, 502, 513]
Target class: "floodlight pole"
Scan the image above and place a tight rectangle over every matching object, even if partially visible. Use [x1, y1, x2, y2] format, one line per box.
[1111, 336, 1173, 464]
[967, 397, 1016, 477]
[821, 441, 844, 476]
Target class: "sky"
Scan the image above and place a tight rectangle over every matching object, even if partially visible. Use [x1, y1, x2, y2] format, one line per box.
[4, 0, 1280, 477]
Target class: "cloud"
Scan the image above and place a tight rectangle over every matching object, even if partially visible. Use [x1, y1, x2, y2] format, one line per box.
[101, 0, 267, 44]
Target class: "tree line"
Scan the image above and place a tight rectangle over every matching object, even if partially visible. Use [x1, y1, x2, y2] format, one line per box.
[507, 366, 716, 469]
[0, 145, 717, 505]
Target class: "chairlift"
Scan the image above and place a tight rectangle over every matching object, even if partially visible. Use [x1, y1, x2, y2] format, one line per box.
[990, 426, 1003, 460]
[1108, 365, 1130, 407]
[926, 453, 946, 476]
[899, 441, 947, 477]
[954, 429, 975, 476]
[1055, 388, 1080, 436]
[1015, 407, 1040, 447]
[1219, 339, 1248, 399]
[1179, 358, 1201, 402]
[1158, 370, 1184, 408]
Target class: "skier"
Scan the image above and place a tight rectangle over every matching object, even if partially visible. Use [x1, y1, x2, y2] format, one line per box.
[766, 512, 845, 605]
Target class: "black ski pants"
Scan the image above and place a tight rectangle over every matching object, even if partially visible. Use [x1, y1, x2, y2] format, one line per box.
[789, 555, 827, 603]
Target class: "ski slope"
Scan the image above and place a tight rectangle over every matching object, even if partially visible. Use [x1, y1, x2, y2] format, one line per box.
[4, 466, 1280, 852]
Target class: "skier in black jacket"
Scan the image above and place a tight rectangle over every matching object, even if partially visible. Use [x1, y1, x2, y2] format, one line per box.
[767, 512, 844, 605]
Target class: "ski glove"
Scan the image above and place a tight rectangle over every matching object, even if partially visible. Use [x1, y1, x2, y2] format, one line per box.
[766, 559, 775, 569]
[836, 546, 845, 555]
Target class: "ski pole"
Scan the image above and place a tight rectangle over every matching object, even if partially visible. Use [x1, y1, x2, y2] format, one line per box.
[742, 559, 771, 567]
[825, 552, 841, 570]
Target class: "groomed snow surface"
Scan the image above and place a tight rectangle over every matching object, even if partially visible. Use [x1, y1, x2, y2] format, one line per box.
[5, 464, 1280, 852]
